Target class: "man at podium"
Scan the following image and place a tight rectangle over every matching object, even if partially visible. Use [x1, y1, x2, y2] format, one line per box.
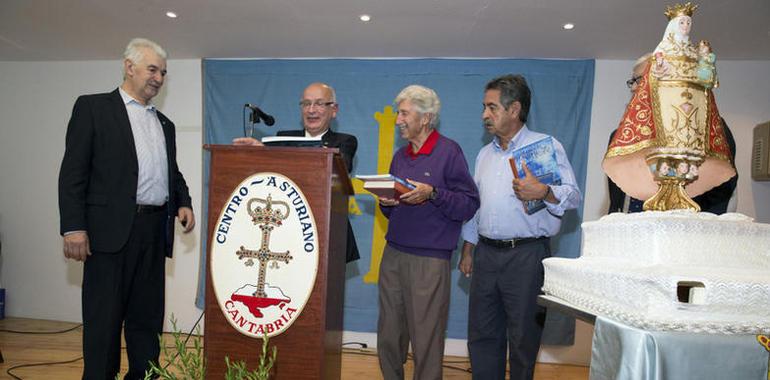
[233, 82, 360, 262]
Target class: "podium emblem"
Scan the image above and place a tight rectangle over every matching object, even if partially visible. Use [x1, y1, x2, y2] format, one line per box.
[210, 173, 318, 338]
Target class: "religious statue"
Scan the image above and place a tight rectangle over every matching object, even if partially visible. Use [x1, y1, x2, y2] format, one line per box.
[602, 2, 735, 211]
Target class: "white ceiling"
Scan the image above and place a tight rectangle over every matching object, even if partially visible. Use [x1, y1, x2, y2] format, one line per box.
[1, 0, 769, 61]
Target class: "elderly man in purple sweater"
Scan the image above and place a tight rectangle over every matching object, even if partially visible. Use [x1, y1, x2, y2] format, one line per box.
[376, 84, 480, 380]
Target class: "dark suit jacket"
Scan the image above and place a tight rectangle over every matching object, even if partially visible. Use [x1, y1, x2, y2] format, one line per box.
[276, 129, 357, 172]
[59, 88, 192, 257]
[276, 129, 360, 262]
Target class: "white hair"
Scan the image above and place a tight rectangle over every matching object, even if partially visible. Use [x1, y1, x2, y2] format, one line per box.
[122, 38, 167, 75]
[394, 85, 441, 128]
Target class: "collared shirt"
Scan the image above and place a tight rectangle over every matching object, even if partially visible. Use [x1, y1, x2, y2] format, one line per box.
[406, 129, 439, 160]
[304, 129, 329, 139]
[119, 88, 168, 206]
[382, 132, 479, 259]
[461, 126, 581, 244]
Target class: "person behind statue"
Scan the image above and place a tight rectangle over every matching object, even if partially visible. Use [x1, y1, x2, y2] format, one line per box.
[58, 38, 195, 380]
[691, 117, 738, 213]
[459, 74, 581, 380]
[607, 54, 650, 213]
[376, 85, 479, 380]
[233, 82, 360, 262]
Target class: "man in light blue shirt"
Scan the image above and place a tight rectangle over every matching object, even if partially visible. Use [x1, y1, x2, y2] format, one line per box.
[459, 74, 581, 380]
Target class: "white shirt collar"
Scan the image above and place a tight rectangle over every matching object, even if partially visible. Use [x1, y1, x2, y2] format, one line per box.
[119, 87, 156, 111]
[493, 125, 529, 151]
[305, 129, 329, 139]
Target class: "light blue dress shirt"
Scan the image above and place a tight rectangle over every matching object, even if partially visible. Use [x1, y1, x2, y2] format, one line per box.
[461, 126, 581, 244]
[119, 88, 169, 206]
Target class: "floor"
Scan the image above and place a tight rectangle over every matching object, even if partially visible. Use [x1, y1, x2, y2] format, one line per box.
[0, 317, 589, 379]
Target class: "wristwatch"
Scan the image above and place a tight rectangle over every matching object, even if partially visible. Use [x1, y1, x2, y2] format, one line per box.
[541, 185, 552, 201]
[429, 188, 438, 201]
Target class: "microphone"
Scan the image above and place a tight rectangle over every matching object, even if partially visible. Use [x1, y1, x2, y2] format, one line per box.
[244, 104, 275, 126]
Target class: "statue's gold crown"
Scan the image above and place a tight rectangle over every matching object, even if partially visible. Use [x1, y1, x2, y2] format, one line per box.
[665, 2, 698, 20]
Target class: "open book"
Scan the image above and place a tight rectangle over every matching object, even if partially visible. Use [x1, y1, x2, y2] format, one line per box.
[355, 174, 416, 199]
[509, 136, 562, 214]
[261, 136, 322, 147]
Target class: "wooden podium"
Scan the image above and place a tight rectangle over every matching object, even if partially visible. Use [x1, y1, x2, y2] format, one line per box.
[203, 145, 352, 379]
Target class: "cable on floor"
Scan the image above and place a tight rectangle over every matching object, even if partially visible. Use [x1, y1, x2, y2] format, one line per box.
[2, 311, 204, 379]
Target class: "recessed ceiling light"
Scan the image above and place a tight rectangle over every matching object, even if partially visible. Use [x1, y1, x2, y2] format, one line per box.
[563, 23, 575, 30]
[359, 14, 371, 22]
[166, 11, 178, 18]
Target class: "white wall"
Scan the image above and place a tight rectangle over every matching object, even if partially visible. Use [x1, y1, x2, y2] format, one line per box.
[0, 58, 768, 364]
[0, 59, 204, 333]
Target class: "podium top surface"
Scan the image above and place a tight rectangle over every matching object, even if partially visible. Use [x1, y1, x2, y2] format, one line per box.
[203, 144, 353, 195]
[203, 144, 339, 154]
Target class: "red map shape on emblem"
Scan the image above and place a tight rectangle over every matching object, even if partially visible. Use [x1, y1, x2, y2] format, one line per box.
[230, 284, 291, 318]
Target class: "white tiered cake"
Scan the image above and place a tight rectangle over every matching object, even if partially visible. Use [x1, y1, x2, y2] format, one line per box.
[542, 211, 770, 334]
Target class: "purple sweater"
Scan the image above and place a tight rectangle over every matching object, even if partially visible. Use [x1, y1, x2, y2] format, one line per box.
[381, 134, 480, 260]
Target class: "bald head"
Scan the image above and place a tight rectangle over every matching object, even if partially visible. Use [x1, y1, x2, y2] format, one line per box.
[300, 82, 338, 136]
[304, 83, 336, 102]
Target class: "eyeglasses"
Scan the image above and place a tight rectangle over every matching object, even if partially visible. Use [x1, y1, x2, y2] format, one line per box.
[299, 100, 335, 109]
[626, 75, 642, 88]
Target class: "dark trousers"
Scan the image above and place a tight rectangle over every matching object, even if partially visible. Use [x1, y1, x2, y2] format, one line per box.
[467, 239, 549, 380]
[82, 210, 166, 380]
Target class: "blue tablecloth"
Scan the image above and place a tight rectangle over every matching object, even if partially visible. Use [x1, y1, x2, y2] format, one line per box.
[590, 316, 770, 380]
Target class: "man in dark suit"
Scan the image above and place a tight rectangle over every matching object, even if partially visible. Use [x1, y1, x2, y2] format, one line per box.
[58, 38, 195, 380]
[234, 82, 360, 262]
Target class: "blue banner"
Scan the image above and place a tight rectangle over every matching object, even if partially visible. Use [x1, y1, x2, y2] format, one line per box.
[200, 58, 594, 340]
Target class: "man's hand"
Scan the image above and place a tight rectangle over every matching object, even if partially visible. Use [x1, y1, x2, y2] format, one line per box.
[63, 231, 91, 262]
[232, 137, 264, 146]
[512, 161, 549, 201]
[399, 179, 434, 205]
[178, 207, 195, 233]
[459, 241, 474, 278]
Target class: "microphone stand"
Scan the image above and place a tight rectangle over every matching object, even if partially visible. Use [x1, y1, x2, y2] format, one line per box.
[243, 105, 261, 138]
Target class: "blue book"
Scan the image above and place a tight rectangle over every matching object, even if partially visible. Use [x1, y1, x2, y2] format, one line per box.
[509, 137, 561, 214]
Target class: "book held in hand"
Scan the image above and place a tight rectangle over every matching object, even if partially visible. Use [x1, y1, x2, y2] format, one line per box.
[355, 174, 416, 199]
[509, 136, 562, 214]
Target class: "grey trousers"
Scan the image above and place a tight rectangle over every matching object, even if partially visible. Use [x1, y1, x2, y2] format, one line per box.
[377, 244, 450, 380]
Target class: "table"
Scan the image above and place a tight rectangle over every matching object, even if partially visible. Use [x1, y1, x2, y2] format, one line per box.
[538, 295, 770, 380]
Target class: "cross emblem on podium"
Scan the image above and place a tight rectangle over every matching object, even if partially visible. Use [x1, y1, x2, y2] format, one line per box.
[236, 194, 293, 298]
